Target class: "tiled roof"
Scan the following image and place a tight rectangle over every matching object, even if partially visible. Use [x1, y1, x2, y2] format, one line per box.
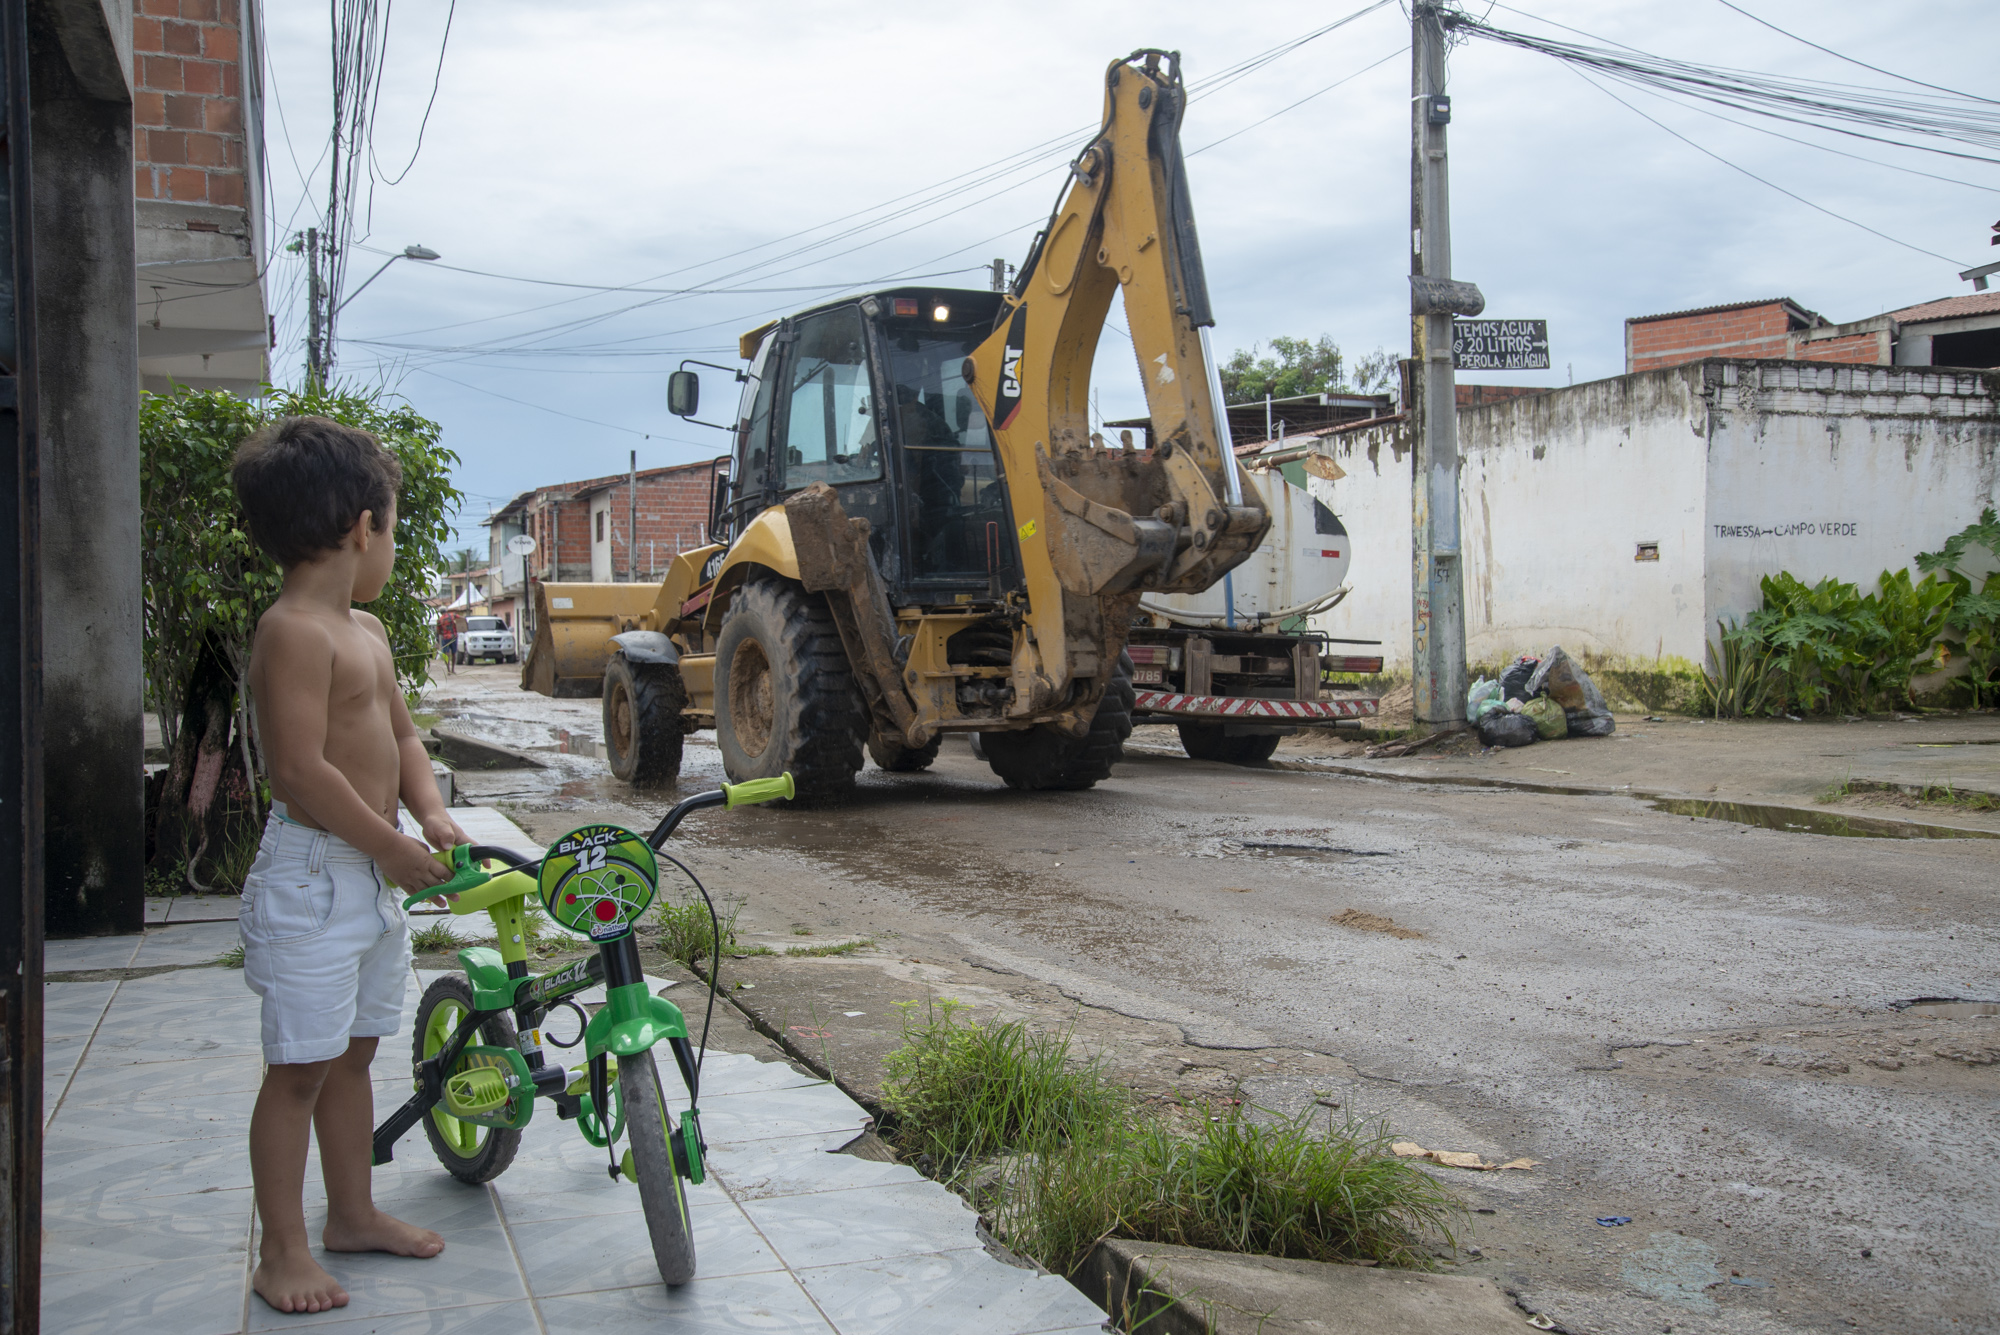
[1887, 292, 2000, 325]
[1627, 297, 1816, 325]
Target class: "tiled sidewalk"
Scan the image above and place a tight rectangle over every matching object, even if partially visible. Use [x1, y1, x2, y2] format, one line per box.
[44, 923, 1105, 1334]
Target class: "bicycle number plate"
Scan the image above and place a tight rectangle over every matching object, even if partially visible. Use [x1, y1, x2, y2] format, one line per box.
[539, 824, 658, 942]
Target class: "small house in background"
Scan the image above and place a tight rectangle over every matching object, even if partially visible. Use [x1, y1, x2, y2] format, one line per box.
[482, 457, 726, 656]
[1625, 294, 2000, 375]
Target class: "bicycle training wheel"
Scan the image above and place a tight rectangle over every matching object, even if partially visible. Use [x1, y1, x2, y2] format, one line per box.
[618, 1048, 696, 1284]
[414, 974, 523, 1184]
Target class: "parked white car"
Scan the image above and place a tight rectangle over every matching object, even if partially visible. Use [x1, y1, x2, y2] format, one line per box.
[456, 615, 518, 665]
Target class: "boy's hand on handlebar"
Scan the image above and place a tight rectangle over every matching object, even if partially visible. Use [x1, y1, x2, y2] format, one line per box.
[419, 810, 470, 855]
[383, 834, 452, 894]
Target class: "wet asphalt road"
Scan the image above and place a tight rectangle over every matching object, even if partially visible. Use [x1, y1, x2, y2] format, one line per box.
[431, 666, 1999, 1335]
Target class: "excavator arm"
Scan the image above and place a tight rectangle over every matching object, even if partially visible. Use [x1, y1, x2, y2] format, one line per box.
[967, 49, 1270, 714]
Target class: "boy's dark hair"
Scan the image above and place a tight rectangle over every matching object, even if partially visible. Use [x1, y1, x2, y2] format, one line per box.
[232, 416, 403, 567]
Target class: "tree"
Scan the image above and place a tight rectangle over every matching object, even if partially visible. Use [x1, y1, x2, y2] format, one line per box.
[1218, 335, 1398, 405]
[140, 385, 462, 891]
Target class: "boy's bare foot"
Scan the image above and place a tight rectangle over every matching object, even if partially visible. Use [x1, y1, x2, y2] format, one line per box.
[323, 1208, 445, 1259]
[253, 1248, 350, 1314]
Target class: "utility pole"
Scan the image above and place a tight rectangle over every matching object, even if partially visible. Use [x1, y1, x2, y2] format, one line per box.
[627, 449, 637, 583]
[303, 226, 324, 389]
[1409, 3, 1482, 731]
[991, 257, 1009, 292]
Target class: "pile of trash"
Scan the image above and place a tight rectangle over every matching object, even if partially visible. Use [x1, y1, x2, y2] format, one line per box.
[1467, 646, 1617, 749]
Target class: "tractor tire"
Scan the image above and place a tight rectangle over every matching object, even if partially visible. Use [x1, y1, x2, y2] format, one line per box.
[867, 731, 942, 772]
[604, 655, 688, 786]
[983, 652, 1134, 791]
[1176, 722, 1282, 766]
[714, 579, 865, 803]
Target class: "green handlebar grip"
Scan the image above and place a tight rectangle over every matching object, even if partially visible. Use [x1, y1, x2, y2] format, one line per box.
[723, 773, 795, 808]
[400, 845, 493, 912]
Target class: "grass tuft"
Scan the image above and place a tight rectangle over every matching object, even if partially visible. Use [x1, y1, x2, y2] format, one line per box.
[880, 1000, 1463, 1278]
[882, 999, 1121, 1184]
[410, 918, 460, 955]
[786, 939, 873, 957]
[215, 943, 245, 968]
[655, 889, 743, 969]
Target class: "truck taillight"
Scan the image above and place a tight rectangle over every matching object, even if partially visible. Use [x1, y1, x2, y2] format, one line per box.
[1321, 655, 1383, 674]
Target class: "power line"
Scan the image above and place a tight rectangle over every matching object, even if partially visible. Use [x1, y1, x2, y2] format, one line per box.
[370, 0, 459, 186]
[1450, 12, 2000, 162]
[1712, 0, 1994, 106]
[1569, 66, 1969, 269]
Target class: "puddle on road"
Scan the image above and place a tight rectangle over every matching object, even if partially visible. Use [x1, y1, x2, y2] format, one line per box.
[1227, 841, 1393, 859]
[1650, 798, 1998, 840]
[1894, 998, 2000, 1019]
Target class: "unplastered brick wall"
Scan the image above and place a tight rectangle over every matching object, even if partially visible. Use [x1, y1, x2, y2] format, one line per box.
[1627, 302, 1803, 374]
[133, 0, 247, 207]
[583, 464, 723, 580]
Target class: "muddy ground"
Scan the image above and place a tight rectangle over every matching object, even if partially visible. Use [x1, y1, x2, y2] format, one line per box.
[424, 664, 1999, 1335]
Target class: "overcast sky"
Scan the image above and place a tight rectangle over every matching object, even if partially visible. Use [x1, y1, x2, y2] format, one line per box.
[258, 0, 1996, 553]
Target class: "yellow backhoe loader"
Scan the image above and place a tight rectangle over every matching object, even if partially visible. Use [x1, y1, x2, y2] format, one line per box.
[523, 49, 1270, 801]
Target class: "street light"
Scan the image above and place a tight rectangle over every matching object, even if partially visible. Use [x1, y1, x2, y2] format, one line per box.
[335, 244, 441, 314]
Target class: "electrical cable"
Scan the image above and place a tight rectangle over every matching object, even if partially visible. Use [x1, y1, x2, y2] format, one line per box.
[1449, 12, 2000, 163]
[1711, 0, 1994, 106]
[1568, 66, 1970, 268]
[369, 0, 458, 185]
[655, 851, 721, 1094]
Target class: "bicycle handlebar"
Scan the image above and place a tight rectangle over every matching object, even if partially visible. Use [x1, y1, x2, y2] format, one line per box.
[400, 773, 794, 913]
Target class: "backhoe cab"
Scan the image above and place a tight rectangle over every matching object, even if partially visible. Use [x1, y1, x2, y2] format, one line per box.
[524, 49, 1270, 801]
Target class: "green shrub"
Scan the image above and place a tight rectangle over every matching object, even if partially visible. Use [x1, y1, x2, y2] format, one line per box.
[1705, 564, 1957, 717]
[1917, 508, 2000, 708]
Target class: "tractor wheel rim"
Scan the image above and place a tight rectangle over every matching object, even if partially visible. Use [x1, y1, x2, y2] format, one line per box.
[611, 683, 634, 753]
[424, 999, 486, 1157]
[729, 639, 774, 758]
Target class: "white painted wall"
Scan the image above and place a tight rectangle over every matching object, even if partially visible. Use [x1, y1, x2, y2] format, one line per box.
[1299, 361, 1999, 674]
[1702, 362, 2000, 632]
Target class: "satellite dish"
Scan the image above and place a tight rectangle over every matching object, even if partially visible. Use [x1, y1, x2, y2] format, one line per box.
[506, 534, 537, 556]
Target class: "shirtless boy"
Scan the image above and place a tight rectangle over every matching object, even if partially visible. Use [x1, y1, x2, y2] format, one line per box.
[233, 417, 466, 1314]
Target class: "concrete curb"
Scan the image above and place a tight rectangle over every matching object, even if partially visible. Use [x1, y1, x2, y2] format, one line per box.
[1072, 1238, 1531, 1335]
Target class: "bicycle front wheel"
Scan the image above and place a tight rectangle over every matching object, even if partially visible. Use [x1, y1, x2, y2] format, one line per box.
[618, 1048, 696, 1284]
[414, 974, 522, 1184]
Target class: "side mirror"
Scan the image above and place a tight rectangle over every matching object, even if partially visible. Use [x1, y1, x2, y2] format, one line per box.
[668, 370, 700, 418]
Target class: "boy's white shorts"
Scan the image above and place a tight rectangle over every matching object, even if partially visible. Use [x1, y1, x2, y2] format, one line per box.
[239, 813, 411, 1065]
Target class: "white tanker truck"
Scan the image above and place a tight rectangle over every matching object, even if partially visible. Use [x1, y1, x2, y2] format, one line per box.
[1121, 458, 1381, 765]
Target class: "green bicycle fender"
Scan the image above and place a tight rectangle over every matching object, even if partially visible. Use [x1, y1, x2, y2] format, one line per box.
[456, 947, 517, 1013]
[583, 981, 688, 1060]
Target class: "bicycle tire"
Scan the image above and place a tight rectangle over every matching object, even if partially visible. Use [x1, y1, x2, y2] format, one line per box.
[414, 975, 523, 1184]
[619, 1048, 697, 1284]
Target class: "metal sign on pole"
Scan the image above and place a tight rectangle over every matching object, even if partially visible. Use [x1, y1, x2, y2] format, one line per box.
[1452, 319, 1549, 371]
[1409, 2, 1482, 730]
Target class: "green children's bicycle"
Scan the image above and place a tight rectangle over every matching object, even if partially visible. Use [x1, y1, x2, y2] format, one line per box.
[370, 775, 793, 1285]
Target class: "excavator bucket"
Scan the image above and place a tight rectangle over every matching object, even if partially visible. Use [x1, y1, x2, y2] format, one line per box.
[521, 582, 656, 699]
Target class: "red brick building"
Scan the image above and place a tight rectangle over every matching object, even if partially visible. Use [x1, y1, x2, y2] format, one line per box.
[132, 0, 270, 395]
[483, 458, 727, 644]
[1625, 294, 1999, 374]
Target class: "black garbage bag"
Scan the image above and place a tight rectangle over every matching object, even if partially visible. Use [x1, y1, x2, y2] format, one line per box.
[1566, 708, 1616, 737]
[1479, 711, 1538, 748]
[1499, 655, 1540, 703]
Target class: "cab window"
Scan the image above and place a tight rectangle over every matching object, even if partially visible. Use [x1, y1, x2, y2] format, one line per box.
[779, 306, 880, 488]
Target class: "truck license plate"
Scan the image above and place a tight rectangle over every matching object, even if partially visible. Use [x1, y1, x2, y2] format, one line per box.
[1133, 667, 1165, 685]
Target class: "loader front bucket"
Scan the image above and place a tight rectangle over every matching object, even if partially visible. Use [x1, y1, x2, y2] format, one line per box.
[522, 582, 657, 699]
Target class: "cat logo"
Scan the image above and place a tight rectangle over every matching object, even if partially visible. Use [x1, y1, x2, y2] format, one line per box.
[993, 305, 1028, 430]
